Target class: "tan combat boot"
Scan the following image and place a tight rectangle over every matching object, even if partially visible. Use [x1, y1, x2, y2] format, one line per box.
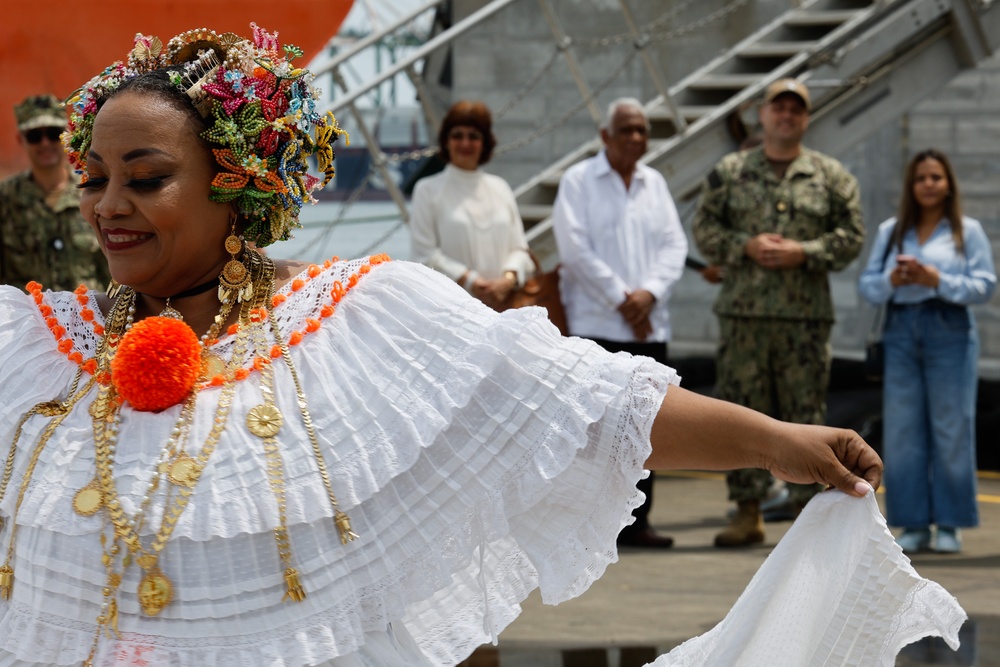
[714, 499, 765, 547]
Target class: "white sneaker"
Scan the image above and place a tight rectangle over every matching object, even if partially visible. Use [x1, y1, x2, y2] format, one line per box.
[896, 529, 931, 554]
[935, 527, 962, 553]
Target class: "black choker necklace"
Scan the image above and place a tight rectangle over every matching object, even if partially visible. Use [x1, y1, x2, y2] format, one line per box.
[158, 277, 221, 301]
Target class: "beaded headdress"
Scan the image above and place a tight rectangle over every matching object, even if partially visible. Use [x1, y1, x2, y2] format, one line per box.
[63, 23, 346, 247]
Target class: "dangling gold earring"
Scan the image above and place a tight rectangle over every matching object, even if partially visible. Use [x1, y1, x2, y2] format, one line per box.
[218, 214, 252, 304]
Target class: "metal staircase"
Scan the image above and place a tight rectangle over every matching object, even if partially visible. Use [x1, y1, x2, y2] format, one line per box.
[312, 0, 997, 268]
[513, 0, 1000, 268]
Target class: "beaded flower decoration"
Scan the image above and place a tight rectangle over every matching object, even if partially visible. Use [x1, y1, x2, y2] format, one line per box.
[63, 23, 347, 247]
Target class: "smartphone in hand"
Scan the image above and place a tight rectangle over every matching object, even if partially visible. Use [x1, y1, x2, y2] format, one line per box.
[896, 254, 917, 266]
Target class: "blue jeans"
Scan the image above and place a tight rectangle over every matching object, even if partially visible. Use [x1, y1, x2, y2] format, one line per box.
[882, 300, 979, 528]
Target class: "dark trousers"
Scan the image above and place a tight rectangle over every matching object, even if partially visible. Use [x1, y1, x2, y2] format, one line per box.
[587, 338, 667, 534]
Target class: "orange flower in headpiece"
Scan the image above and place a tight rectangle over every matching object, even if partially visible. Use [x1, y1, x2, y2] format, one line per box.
[111, 317, 203, 412]
[210, 148, 287, 198]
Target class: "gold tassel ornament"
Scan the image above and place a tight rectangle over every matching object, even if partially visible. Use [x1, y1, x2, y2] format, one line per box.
[335, 510, 358, 544]
[0, 564, 13, 599]
[282, 567, 307, 602]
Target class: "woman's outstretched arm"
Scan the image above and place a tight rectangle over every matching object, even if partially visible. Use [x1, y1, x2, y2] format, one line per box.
[648, 385, 882, 496]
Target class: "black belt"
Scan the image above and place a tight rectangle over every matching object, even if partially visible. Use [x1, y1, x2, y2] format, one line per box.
[888, 298, 964, 312]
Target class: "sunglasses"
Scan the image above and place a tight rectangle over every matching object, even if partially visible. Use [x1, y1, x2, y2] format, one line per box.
[448, 129, 483, 142]
[24, 127, 63, 144]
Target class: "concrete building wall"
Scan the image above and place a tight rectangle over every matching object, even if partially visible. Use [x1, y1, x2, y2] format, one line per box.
[445, 0, 1000, 374]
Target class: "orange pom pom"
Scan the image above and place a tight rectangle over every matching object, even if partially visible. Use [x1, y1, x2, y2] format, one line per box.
[305, 318, 320, 333]
[111, 317, 202, 412]
[235, 368, 250, 381]
[68, 352, 84, 364]
[74, 285, 89, 296]
[82, 359, 98, 374]
[58, 339, 74, 353]
[320, 305, 335, 318]
[308, 264, 321, 278]
[81, 308, 95, 321]
[39, 305, 52, 317]
[26, 281, 42, 294]
[272, 294, 287, 307]
[291, 278, 305, 292]
[94, 324, 105, 336]
[289, 331, 303, 346]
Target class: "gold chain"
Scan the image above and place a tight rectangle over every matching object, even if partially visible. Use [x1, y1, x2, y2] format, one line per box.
[0, 373, 95, 599]
[270, 317, 358, 545]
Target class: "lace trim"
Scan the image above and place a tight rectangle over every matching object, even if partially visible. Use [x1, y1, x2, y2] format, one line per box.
[27, 254, 391, 385]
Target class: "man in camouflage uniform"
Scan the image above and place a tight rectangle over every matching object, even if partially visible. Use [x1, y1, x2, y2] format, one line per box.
[693, 79, 864, 547]
[0, 94, 108, 292]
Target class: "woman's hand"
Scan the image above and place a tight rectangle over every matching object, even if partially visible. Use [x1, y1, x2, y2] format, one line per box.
[472, 276, 516, 309]
[892, 257, 940, 288]
[764, 421, 883, 494]
[648, 386, 882, 497]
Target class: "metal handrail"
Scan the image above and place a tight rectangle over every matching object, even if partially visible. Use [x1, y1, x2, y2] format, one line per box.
[312, 0, 447, 73]
[314, 0, 523, 115]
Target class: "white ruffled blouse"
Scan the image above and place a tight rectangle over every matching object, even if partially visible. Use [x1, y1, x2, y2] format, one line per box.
[0, 258, 673, 666]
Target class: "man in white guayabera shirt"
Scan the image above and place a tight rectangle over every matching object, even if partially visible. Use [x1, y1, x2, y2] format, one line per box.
[552, 97, 688, 549]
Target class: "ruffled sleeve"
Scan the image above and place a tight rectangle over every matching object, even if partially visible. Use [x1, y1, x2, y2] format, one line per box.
[285, 260, 678, 664]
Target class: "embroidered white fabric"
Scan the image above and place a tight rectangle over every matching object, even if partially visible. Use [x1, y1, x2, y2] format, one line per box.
[0, 260, 966, 666]
[0, 259, 673, 666]
[651, 489, 967, 667]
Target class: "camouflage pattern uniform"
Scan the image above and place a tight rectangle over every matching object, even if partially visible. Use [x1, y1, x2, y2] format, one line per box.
[0, 169, 108, 292]
[693, 146, 864, 504]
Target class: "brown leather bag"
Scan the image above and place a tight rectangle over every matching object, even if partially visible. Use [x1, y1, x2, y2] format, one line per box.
[503, 250, 568, 336]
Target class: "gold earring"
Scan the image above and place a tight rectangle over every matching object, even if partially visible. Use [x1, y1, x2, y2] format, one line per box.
[218, 217, 252, 303]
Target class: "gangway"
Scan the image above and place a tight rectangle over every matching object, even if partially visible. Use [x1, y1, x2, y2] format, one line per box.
[315, 0, 997, 271]
[514, 0, 1000, 268]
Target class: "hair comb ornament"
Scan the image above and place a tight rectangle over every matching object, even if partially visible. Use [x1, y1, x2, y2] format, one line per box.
[64, 23, 348, 247]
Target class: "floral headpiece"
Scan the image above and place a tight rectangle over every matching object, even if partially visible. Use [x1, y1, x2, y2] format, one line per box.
[64, 23, 347, 247]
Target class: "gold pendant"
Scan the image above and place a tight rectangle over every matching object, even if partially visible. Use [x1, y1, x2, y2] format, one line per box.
[222, 259, 248, 286]
[73, 481, 104, 516]
[136, 554, 158, 570]
[224, 234, 243, 256]
[137, 568, 173, 616]
[158, 298, 184, 320]
[201, 352, 226, 380]
[35, 400, 68, 417]
[168, 456, 201, 487]
[247, 404, 284, 438]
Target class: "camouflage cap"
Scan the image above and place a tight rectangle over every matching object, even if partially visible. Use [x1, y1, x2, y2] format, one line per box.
[14, 94, 68, 132]
[762, 78, 811, 111]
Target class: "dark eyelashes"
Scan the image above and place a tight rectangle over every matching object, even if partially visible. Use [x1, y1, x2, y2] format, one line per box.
[77, 176, 169, 191]
[77, 178, 107, 190]
[129, 176, 169, 190]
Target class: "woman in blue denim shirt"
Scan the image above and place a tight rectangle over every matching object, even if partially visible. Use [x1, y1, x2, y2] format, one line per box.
[859, 149, 996, 554]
